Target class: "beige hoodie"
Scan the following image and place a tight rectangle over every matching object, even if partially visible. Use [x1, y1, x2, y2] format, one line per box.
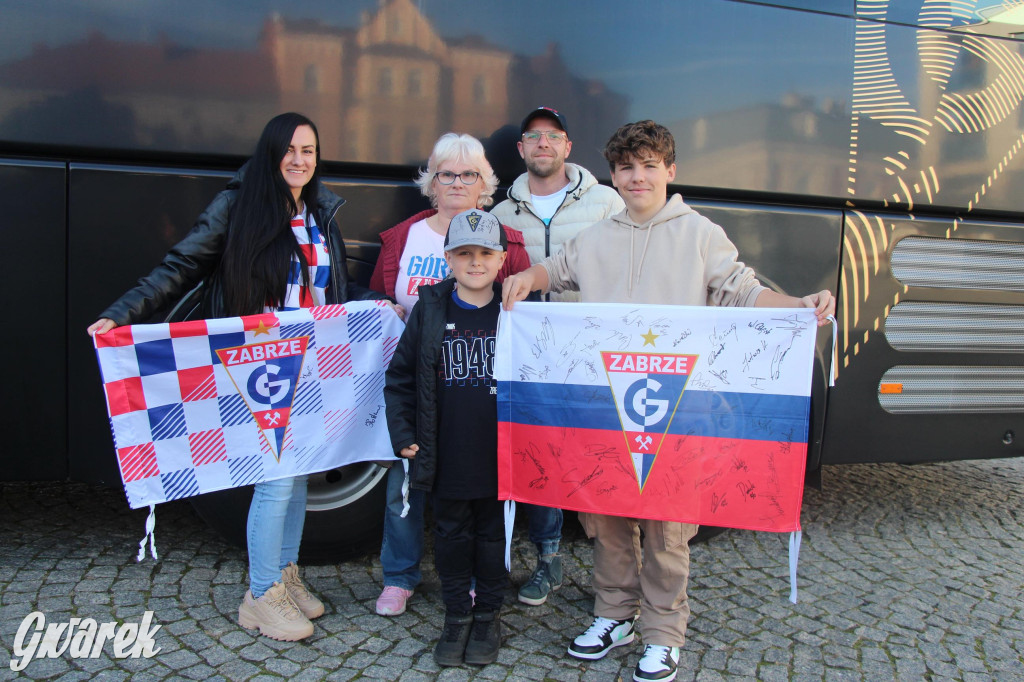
[542, 194, 766, 307]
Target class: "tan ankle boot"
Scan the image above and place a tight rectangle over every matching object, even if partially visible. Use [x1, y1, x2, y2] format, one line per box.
[281, 562, 325, 619]
[238, 581, 314, 641]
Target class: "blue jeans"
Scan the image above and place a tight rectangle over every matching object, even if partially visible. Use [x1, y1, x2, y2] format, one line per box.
[247, 475, 308, 598]
[379, 462, 426, 590]
[525, 503, 562, 556]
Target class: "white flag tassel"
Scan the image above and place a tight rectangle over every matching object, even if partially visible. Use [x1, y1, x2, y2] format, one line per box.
[136, 504, 158, 562]
[399, 458, 411, 519]
[788, 530, 802, 603]
[503, 500, 516, 571]
[827, 315, 838, 387]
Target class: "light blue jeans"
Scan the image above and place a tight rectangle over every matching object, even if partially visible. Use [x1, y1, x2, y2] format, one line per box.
[247, 475, 308, 598]
[379, 463, 426, 590]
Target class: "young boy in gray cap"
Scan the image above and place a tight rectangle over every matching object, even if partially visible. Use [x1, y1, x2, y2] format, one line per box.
[384, 209, 513, 668]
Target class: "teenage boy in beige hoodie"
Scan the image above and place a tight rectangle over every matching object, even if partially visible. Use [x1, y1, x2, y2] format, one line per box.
[501, 120, 834, 682]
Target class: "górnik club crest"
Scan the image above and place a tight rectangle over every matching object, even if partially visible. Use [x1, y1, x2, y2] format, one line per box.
[601, 337, 697, 492]
[216, 337, 311, 461]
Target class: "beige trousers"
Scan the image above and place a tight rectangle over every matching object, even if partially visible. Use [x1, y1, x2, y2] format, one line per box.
[578, 512, 698, 647]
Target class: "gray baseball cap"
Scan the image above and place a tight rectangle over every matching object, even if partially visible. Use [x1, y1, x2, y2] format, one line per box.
[444, 210, 507, 252]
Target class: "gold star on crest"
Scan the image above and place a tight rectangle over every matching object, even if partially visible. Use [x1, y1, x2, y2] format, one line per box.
[641, 328, 660, 346]
[253, 320, 273, 336]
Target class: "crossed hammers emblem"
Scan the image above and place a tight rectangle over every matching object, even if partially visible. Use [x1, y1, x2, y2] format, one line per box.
[264, 411, 282, 427]
[635, 434, 653, 451]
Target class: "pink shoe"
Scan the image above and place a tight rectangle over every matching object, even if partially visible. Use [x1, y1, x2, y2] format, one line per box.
[470, 588, 476, 607]
[375, 586, 414, 616]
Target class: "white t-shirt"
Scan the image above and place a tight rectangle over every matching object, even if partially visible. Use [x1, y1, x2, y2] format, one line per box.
[530, 181, 573, 224]
[395, 219, 448, 311]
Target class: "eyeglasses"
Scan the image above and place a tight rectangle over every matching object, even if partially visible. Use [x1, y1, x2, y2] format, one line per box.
[434, 170, 480, 185]
[522, 131, 568, 144]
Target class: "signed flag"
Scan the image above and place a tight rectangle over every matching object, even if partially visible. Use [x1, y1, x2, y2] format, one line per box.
[495, 302, 819, 533]
[94, 302, 402, 509]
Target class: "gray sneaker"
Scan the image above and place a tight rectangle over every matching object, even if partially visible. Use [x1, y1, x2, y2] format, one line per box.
[518, 554, 562, 606]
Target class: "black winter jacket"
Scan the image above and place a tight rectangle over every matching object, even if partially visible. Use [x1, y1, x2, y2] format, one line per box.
[384, 278, 504, 492]
[99, 166, 382, 325]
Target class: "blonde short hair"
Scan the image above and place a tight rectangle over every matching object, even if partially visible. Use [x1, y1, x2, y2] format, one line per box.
[415, 132, 499, 208]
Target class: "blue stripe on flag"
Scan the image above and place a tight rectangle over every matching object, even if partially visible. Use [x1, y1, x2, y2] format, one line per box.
[149, 403, 188, 440]
[135, 338, 176, 376]
[281, 322, 316, 346]
[353, 372, 385, 405]
[347, 309, 382, 342]
[160, 468, 199, 501]
[291, 445, 320, 473]
[292, 381, 323, 415]
[218, 394, 253, 426]
[228, 454, 263, 487]
[498, 381, 809, 442]
[209, 331, 246, 364]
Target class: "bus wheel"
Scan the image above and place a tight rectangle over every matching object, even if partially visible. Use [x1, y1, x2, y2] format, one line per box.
[188, 461, 388, 564]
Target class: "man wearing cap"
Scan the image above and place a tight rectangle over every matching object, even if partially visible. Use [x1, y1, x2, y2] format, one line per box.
[492, 106, 624, 607]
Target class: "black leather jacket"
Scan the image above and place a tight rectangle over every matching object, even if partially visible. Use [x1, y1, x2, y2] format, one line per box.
[384, 279, 536, 491]
[99, 167, 382, 325]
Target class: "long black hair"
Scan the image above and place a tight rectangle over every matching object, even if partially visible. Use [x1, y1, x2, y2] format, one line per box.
[221, 112, 322, 316]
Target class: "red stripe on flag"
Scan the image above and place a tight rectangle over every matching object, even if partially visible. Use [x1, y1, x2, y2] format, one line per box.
[317, 345, 352, 378]
[178, 366, 217, 402]
[498, 422, 806, 532]
[381, 336, 400, 365]
[323, 409, 356, 442]
[244, 313, 280, 332]
[188, 429, 227, 467]
[105, 376, 147, 416]
[169, 319, 210, 338]
[94, 326, 135, 348]
[311, 304, 347, 319]
[118, 442, 159, 482]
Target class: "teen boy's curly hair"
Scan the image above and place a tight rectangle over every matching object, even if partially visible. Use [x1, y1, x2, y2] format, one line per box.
[603, 120, 676, 170]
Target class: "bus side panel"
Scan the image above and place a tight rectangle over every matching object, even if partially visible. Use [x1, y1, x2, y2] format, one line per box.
[823, 213, 1024, 464]
[67, 166, 234, 484]
[691, 201, 843, 471]
[1, 160, 67, 479]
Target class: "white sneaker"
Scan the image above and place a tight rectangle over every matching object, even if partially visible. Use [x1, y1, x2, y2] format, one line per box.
[633, 644, 680, 682]
[567, 616, 636, 660]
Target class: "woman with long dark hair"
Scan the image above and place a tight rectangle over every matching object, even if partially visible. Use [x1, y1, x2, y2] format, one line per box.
[88, 112, 393, 641]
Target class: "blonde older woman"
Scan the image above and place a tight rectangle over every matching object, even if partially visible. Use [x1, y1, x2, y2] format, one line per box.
[369, 133, 529, 616]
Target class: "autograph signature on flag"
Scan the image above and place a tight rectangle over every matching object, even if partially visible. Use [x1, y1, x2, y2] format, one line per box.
[495, 302, 821, 533]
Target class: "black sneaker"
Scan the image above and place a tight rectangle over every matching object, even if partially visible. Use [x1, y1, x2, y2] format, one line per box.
[567, 615, 636, 660]
[518, 555, 563, 606]
[464, 609, 501, 665]
[633, 644, 679, 682]
[433, 612, 472, 667]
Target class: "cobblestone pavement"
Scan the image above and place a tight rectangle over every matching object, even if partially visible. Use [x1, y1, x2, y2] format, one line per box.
[1, 457, 1022, 681]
